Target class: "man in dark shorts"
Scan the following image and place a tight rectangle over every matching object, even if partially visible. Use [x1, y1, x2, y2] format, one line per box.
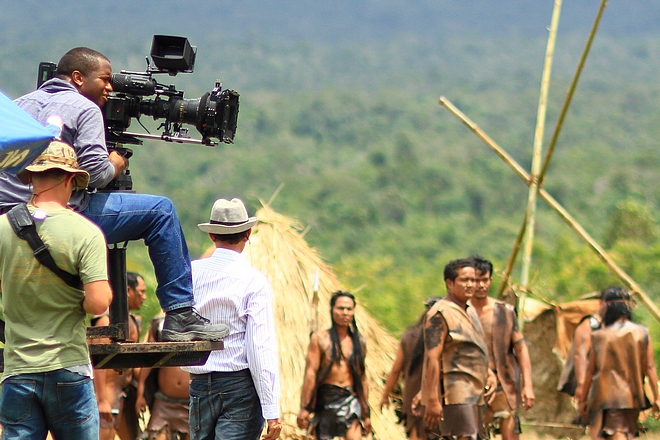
[297, 291, 371, 440]
[421, 258, 495, 440]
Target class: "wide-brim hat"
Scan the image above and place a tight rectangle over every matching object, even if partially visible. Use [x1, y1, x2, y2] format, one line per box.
[198, 198, 257, 234]
[16, 140, 89, 189]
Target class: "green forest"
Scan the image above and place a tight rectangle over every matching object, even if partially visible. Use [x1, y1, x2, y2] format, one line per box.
[2, 1, 660, 341]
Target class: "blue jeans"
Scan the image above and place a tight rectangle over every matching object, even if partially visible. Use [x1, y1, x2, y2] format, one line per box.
[0, 369, 99, 440]
[189, 370, 264, 440]
[82, 191, 193, 311]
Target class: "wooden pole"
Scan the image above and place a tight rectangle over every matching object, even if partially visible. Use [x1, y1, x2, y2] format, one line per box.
[438, 96, 660, 323]
[519, 0, 563, 326]
[538, 0, 608, 186]
[497, 213, 527, 298]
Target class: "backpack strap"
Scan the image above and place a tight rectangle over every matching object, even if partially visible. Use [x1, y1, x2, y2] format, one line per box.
[7, 203, 83, 290]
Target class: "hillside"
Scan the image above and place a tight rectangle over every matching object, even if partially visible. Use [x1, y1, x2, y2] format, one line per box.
[2, 1, 660, 333]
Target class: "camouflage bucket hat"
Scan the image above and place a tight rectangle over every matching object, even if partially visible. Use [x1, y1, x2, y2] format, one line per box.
[17, 140, 89, 189]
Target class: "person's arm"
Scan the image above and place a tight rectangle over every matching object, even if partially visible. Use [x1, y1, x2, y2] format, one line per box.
[380, 342, 405, 411]
[512, 331, 535, 410]
[360, 343, 371, 435]
[79, 228, 112, 315]
[83, 280, 112, 316]
[297, 332, 321, 429]
[577, 338, 596, 417]
[572, 319, 592, 399]
[108, 150, 128, 179]
[422, 310, 448, 430]
[74, 106, 118, 188]
[245, 281, 281, 436]
[644, 333, 660, 415]
[91, 314, 114, 423]
[135, 320, 157, 414]
[263, 419, 282, 440]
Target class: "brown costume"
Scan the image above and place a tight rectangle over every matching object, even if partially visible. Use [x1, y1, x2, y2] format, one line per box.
[147, 391, 190, 437]
[588, 320, 650, 410]
[428, 299, 488, 406]
[588, 320, 651, 438]
[490, 301, 520, 410]
[557, 314, 601, 396]
[399, 324, 425, 436]
[423, 300, 488, 439]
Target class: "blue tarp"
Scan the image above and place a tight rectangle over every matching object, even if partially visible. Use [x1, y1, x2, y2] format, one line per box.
[0, 90, 54, 174]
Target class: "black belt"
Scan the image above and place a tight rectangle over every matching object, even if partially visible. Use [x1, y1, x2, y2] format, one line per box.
[190, 369, 250, 380]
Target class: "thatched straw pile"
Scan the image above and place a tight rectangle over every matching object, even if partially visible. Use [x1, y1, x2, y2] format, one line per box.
[242, 203, 405, 439]
[519, 297, 600, 438]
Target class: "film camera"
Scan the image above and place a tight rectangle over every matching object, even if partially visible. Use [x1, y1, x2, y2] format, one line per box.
[38, 35, 240, 190]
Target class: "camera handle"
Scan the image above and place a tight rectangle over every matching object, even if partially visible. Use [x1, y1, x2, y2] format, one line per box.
[99, 144, 134, 192]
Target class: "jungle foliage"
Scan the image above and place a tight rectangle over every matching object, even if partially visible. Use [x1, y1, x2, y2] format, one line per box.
[2, 1, 660, 338]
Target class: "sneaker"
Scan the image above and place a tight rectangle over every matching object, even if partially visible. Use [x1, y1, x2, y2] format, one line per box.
[161, 308, 229, 342]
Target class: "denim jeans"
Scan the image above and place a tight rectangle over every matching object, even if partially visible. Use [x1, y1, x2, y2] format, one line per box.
[189, 370, 264, 440]
[82, 191, 193, 311]
[0, 369, 99, 440]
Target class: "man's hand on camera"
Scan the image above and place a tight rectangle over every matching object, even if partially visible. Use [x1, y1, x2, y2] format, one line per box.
[109, 150, 128, 178]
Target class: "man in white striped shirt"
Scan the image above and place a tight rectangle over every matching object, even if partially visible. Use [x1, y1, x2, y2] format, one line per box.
[183, 198, 281, 440]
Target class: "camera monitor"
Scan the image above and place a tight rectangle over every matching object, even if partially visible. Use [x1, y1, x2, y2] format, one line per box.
[150, 35, 196, 73]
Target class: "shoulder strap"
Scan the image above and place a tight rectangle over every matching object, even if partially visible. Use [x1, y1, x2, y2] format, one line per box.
[7, 203, 83, 290]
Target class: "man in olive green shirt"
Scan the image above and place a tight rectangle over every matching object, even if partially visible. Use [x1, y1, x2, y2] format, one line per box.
[0, 140, 112, 439]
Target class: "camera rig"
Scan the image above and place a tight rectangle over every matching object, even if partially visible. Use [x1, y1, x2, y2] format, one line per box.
[38, 35, 240, 191]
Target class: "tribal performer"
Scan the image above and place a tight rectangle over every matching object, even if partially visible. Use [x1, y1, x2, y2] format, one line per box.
[297, 291, 371, 440]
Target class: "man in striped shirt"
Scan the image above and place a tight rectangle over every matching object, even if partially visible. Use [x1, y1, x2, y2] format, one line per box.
[183, 198, 281, 440]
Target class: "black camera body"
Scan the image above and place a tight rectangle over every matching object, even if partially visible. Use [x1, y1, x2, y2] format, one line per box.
[37, 36, 240, 190]
[105, 36, 239, 147]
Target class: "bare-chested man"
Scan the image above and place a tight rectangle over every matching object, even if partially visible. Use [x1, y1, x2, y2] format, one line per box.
[469, 256, 534, 440]
[420, 258, 494, 440]
[297, 291, 371, 440]
[136, 314, 191, 440]
[93, 271, 146, 440]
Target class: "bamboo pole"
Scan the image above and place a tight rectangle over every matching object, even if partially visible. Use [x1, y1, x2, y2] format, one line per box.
[438, 96, 660, 323]
[538, 0, 609, 186]
[497, 212, 527, 298]
[519, 0, 563, 327]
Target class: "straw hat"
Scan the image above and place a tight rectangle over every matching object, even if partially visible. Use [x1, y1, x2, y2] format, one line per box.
[198, 198, 257, 234]
[17, 140, 89, 189]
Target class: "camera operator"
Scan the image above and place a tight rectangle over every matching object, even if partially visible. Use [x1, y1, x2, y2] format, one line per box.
[0, 47, 228, 342]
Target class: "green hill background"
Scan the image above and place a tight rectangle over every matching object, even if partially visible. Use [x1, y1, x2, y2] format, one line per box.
[2, 1, 660, 338]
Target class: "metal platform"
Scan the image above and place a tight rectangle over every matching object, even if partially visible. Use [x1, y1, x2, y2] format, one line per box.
[89, 340, 223, 369]
[0, 340, 222, 372]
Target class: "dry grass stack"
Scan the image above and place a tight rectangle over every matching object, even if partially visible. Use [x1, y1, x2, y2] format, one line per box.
[242, 203, 405, 439]
[518, 297, 600, 438]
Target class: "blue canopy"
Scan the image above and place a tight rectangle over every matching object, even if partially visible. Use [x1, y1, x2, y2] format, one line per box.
[0, 90, 54, 174]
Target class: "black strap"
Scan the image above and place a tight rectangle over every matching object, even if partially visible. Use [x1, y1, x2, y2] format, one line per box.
[7, 203, 83, 290]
